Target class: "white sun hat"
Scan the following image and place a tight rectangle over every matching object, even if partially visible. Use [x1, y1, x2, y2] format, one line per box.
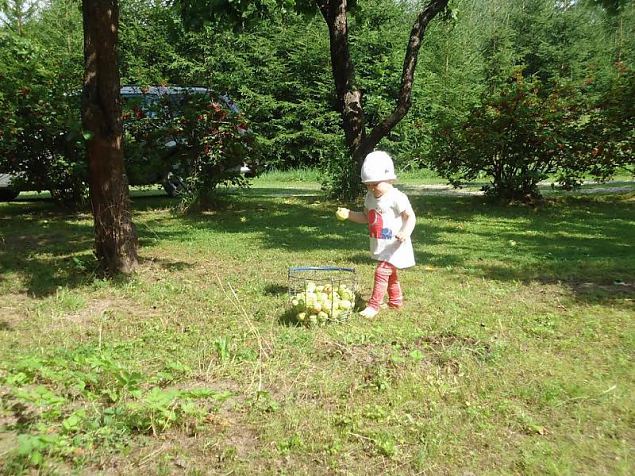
[361, 150, 397, 183]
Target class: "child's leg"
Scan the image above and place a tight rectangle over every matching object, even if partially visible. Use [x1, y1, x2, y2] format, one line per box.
[387, 265, 403, 308]
[365, 261, 392, 311]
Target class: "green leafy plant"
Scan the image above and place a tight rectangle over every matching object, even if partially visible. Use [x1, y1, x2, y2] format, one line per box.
[0, 345, 232, 470]
[372, 432, 398, 458]
[124, 387, 231, 435]
[430, 71, 591, 201]
[213, 336, 232, 362]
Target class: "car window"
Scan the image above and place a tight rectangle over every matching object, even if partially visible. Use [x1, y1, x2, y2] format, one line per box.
[120, 86, 244, 127]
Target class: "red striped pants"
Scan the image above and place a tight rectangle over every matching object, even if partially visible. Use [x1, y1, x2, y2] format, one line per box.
[367, 261, 403, 311]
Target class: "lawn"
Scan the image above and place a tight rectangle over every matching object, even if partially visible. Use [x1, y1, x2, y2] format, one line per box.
[0, 178, 633, 475]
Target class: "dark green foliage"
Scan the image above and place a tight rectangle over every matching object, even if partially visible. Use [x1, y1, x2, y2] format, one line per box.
[589, 0, 631, 16]
[119, 1, 193, 85]
[577, 69, 634, 181]
[0, 0, 632, 204]
[174, 0, 442, 180]
[320, 147, 362, 201]
[0, 22, 86, 204]
[428, 0, 634, 200]
[193, 16, 343, 171]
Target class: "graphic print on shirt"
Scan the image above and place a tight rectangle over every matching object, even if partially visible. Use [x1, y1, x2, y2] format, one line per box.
[368, 209, 393, 240]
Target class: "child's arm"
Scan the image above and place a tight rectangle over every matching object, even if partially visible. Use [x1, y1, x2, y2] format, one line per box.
[347, 209, 368, 224]
[395, 208, 416, 242]
[336, 207, 368, 224]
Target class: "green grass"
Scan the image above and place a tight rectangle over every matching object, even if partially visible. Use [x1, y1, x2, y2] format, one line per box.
[0, 182, 634, 475]
[252, 166, 450, 188]
[251, 166, 635, 191]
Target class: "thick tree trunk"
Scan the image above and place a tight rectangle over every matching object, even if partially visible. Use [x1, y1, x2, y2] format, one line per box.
[82, 0, 138, 275]
[317, 1, 365, 160]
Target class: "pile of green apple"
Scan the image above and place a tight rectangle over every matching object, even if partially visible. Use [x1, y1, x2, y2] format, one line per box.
[290, 281, 355, 326]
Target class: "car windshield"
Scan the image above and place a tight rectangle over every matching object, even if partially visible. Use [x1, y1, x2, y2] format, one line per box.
[120, 86, 239, 118]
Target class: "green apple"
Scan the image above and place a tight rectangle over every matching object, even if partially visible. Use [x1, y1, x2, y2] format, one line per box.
[340, 290, 353, 301]
[336, 207, 349, 221]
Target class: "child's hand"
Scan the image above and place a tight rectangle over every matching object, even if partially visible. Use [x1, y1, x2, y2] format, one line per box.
[335, 207, 350, 221]
[395, 231, 409, 242]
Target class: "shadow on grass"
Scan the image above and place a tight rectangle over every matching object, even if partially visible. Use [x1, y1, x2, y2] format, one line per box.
[0, 198, 191, 297]
[263, 283, 287, 296]
[277, 308, 302, 327]
[0, 201, 96, 297]
[1, 189, 633, 305]
[409, 194, 634, 303]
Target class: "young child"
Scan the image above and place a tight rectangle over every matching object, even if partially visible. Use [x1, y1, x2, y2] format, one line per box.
[336, 150, 416, 318]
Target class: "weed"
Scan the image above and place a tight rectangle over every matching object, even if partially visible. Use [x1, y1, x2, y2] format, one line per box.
[213, 336, 232, 362]
[0, 345, 232, 470]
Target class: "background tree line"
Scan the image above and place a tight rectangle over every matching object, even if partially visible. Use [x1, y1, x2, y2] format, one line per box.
[1, 0, 633, 202]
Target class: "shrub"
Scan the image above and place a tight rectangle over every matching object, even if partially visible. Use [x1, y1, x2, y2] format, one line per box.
[0, 31, 86, 204]
[429, 71, 591, 201]
[123, 90, 259, 210]
[576, 66, 634, 181]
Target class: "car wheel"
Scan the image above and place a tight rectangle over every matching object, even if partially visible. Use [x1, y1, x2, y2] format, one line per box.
[162, 173, 187, 197]
[0, 188, 20, 201]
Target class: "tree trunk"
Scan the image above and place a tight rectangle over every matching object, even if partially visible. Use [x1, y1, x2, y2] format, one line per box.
[82, 0, 138, 275]
[317, 0, 365, 159]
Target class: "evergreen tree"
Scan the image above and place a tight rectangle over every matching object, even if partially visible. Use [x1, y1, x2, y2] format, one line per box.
[0, 0, 39, 34]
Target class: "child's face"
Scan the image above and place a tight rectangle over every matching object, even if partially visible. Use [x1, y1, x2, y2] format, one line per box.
[365, 181, 392, 198]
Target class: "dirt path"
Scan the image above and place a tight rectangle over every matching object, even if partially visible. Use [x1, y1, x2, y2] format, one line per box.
[401, 180, 635, 197]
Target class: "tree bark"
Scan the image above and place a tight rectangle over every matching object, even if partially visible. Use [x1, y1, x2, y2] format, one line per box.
[317, 0, 365, 159]
[82, 0, 138, 275]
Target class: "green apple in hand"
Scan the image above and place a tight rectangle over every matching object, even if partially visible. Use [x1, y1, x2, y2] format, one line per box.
[336, 207, 349, 221]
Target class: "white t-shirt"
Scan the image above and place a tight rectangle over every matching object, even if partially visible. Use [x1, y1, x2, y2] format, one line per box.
[364, 187, 416, 269]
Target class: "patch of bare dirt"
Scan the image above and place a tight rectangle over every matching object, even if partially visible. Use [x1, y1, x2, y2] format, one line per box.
[316, 339, 385, 366]
[94, 410, 263, 475]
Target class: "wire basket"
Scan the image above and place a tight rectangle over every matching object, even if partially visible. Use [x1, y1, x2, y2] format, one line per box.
[288, 266, 357, 326]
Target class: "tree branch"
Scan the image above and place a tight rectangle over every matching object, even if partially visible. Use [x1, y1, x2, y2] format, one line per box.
[359, 0, 449, 154]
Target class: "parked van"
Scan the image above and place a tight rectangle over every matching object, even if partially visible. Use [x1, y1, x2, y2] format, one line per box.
[121, 86, 253, 196]
[0, 173, 19, 201]
[0, 86, 252, 201]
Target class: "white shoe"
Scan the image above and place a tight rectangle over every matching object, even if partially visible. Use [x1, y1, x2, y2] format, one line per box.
[359, 307, 379, 319]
